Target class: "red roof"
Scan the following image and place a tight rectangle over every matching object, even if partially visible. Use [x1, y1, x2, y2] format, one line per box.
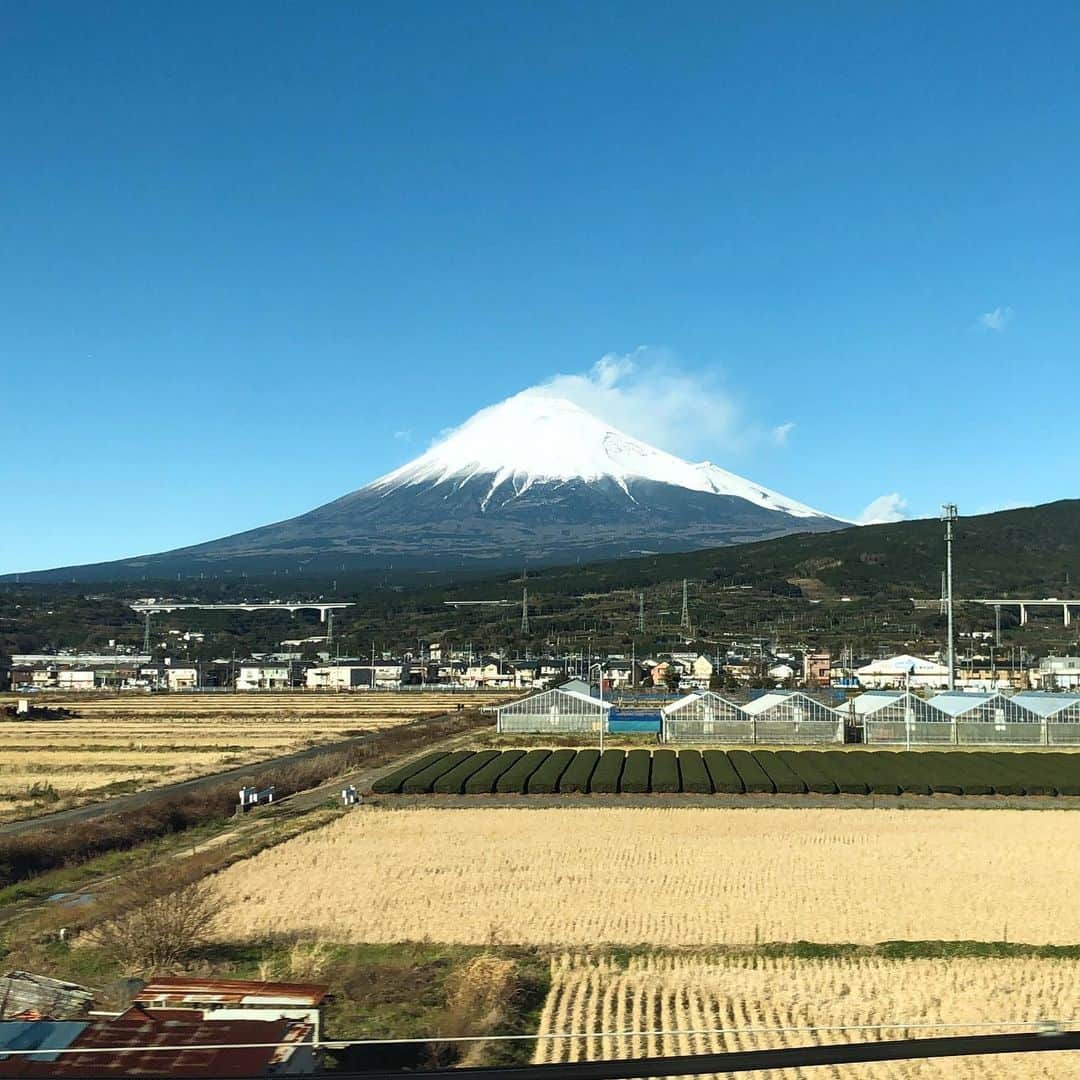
[0, 1008, 313, 1077]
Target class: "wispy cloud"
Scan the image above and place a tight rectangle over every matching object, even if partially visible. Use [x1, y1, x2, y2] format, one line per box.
[977, 306, 1013, 332]
[858, 493, 908, 525]
[520, 348, 786, 459]
[772, 422, 795, 446]
[393, 429, 413, 441]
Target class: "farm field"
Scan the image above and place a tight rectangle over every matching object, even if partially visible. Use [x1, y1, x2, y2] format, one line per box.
[212, 806, 1080, 946]
[371, 746, 1080, 797]
[534, 952, 1080, 1078]
[0, 692, 509, 824]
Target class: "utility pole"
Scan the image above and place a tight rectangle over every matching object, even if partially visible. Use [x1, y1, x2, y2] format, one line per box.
[942, 503, 958, 691]
[680, 579, 690, 631]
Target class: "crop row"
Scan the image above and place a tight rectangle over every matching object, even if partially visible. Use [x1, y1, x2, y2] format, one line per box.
[371, 748, 1080, 797]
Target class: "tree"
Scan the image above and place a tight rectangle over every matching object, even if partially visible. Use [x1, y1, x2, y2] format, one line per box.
[87, 874, 226, 975]
[663, 665, 682, 692]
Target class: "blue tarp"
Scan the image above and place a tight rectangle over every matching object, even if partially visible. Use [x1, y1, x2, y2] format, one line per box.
[608, 709, 661, 733]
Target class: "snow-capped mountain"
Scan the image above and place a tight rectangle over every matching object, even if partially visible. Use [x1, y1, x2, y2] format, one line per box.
[11, 392, 843, 581]
[372, 393, 826, 519]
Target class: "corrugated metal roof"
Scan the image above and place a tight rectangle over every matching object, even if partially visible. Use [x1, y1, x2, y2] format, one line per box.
[0, 1023, 87, 1063]
[135, 978, 327, 1008]
[0, 1008, 313, 1077]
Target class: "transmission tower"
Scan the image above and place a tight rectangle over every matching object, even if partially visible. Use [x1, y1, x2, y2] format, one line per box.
[326, 611, 335, 649]
[142, 612, 151, 654]
[521, 586, 530, 634]
[680, 579, 690, 631]
[638, 592, 645, 633]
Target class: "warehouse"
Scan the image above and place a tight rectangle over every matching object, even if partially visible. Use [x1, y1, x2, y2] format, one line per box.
[741, 691, 843, 744]
[495, 686, 611, 734]
[660, 692, 750, 743]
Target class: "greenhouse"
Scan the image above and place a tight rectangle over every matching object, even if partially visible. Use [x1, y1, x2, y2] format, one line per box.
[933, 691, 1044, 745]
[494, 686, 611, 735]
[859, 691, 956, 744]
[1011, 692, 1080, 745]
[740, 691, 843, 744]
[660, 692, 751, 743]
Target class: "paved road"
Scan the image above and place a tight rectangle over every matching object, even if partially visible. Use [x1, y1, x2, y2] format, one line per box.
[0, 715, 448, 838]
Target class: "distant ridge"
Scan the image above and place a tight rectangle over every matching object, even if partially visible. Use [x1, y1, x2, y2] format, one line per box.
[5, 391, 844, 582]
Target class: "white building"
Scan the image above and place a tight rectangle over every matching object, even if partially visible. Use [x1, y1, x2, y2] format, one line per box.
[856, 654, 950, 690]
[236, 662, 291, 691]
[166, 666, 199, 691]
[1032, 656, 1080, 690]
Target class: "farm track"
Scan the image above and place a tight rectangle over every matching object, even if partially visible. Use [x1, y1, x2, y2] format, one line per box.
[0, 724, 485, 930]
[0, 714, 461, 838]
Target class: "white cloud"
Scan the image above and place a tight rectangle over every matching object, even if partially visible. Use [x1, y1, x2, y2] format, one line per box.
[978, 306, 1013, 332]
[521, 348, 778, 459]
[393, 429, 413, 441]
[858, 493, 908, 525]
[772, 421, 795, 446]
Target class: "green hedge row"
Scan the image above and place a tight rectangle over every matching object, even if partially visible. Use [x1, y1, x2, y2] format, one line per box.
[371, 748, 1080, 796]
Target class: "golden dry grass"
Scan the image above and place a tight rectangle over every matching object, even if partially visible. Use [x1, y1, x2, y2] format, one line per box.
[0, 691, 510, 821]
[535, 952, 1080, 1078]
[212, 806, 1080, 946]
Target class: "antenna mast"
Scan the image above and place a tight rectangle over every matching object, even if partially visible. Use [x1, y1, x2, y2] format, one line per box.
[942, 503, 958, 691]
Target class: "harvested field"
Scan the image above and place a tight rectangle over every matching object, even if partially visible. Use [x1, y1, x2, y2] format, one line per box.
[534, 952, 1080, 1077]
[0, 692, 509, 823]
[213, 807, 1080, 946]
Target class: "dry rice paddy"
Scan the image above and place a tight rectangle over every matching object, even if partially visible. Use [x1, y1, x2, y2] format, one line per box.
[213, 806, 1080, 946]
[0, 692, 506, 822]
[534, 952, 1080, 1078]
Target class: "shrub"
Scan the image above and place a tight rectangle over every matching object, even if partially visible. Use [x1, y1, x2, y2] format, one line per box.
[589, 750, 626, 794]
[1043, 753, 1080, 796]
[889, 752, 934, 795]
[371, 752, 450, 794]
[527, 750, 577, 794]
[817, 751, 869, 795]
[464, 751, 526, 794]
[403, 751, 475, 795]
[778, 750, 837, 795]
[650, 750, 680, 794]
[845, 751, 901, 795]
[620, 750, 652, 794]
[703, 751, 743, 794]
[433, 751, 500, 794]
[752, 751, 806, 794]
[677, 750, 712, 794]
[728, 750, 774, 794]
[558, 750, 600, 793]
[495, 750, 552, 794]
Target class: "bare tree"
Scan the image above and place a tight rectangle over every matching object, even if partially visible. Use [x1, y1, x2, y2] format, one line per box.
[87, 874, 226, 975]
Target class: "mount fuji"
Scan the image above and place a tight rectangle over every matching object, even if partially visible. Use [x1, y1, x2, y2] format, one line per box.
[11, 393, 845, 581]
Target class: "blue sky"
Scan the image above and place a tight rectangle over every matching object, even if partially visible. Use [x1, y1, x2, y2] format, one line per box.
[2, 2, 1078, 573]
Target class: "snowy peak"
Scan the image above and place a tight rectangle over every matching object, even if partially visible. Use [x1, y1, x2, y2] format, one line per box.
[370, 390, 830, 519]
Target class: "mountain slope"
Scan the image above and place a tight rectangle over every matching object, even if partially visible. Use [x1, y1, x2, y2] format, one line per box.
[509, 499, 1080, 601]
[5, 391, 844, 582]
